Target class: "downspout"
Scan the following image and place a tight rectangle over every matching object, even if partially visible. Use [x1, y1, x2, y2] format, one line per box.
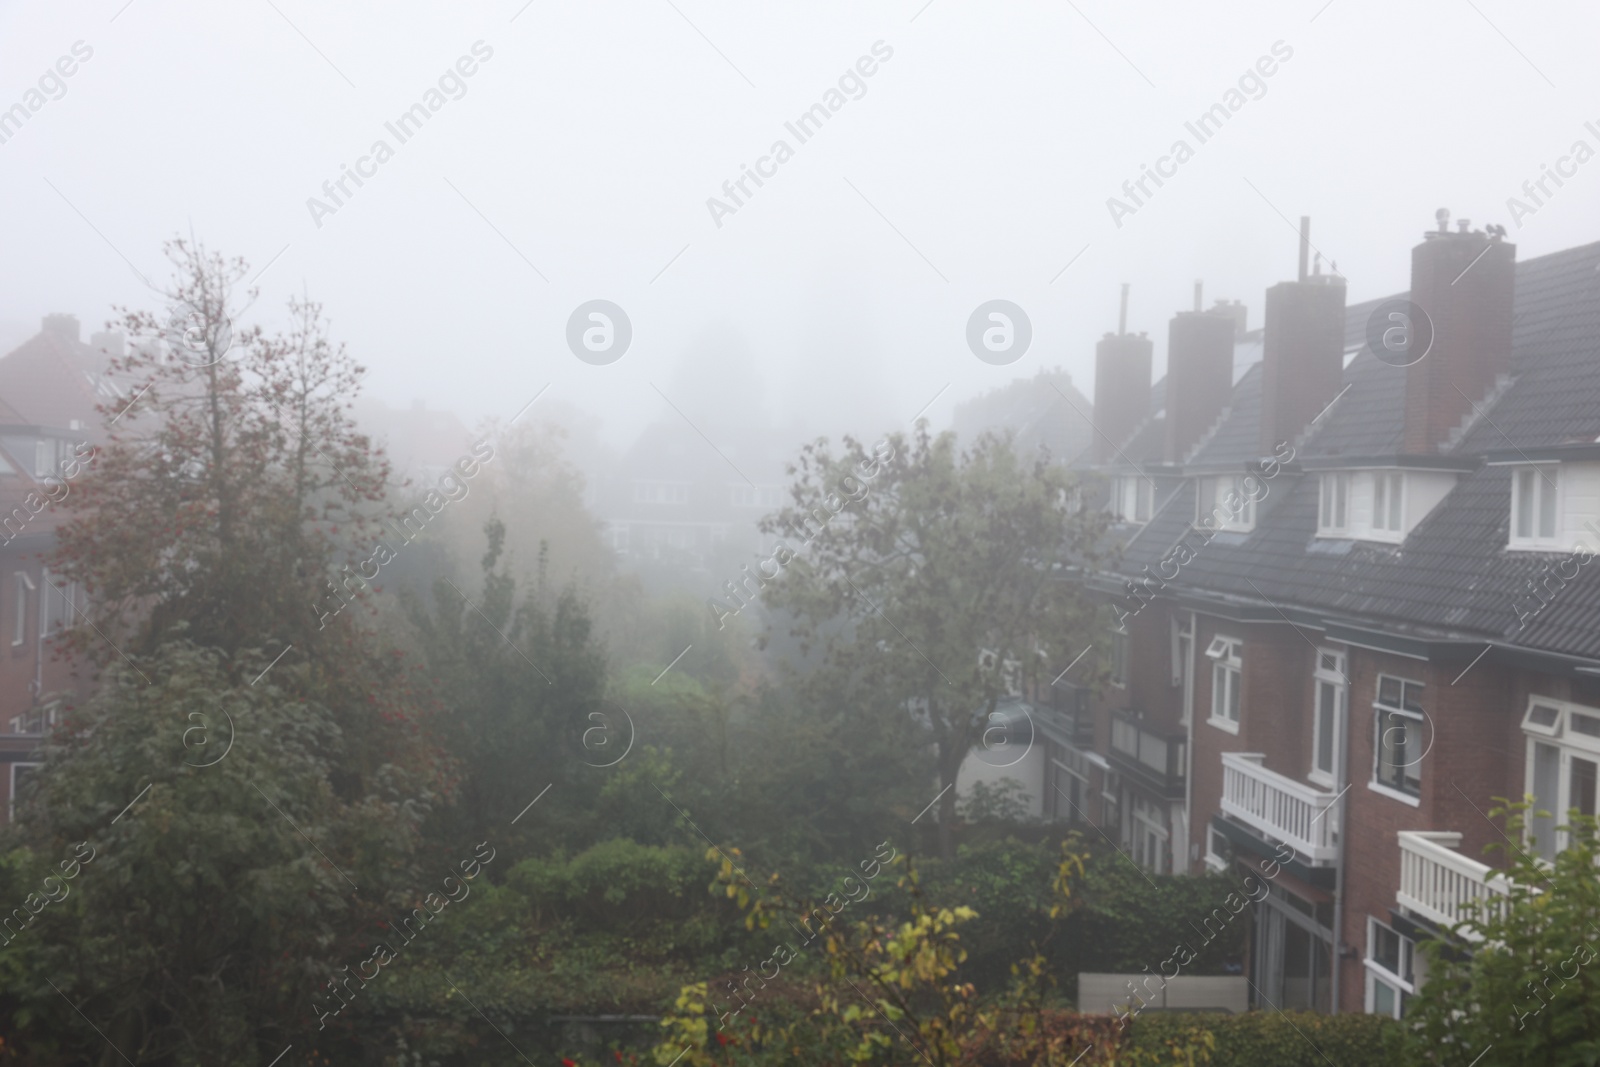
[1183, 609, 1197, 871]
[1330, 679, 1350, 1013]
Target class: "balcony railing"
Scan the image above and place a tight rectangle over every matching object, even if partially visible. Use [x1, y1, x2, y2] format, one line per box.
[1108, 711, 1186, 799]
[1219, 752, 1339, 864]
[1396, 831, 1512, 938]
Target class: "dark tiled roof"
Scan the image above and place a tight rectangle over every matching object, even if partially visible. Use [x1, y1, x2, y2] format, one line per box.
[1114, 237, 1600, 661]
[1186, 363, 1262, 469]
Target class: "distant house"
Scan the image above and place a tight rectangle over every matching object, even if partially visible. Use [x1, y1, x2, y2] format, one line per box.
[0, 315, 118, 823]
[949, 368, 1095, 463]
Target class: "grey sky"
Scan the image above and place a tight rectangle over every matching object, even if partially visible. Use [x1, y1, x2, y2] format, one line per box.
[2, 0, 1597, 448]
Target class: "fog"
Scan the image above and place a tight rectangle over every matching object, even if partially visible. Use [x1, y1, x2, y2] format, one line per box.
[4, 0, 1597, 446]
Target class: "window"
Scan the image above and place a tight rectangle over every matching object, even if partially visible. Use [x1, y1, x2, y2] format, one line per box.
[1521, 697, 1600, 861]
[633, 482, 690, 505]
[1204, 824, 1231, 873]
[730, 485, 783, 508]
[8, 763, 40, 822]
[1510, 466, 1560, 548]
[1364, 918, 1416, 1019]
[1131, 795, 1169, 874]
[1206, 635, 1242, 732]
[1372, 674, 1424, 799]
[11, 572, 34, 647]
[1318, 474, 1349, 534]
[1311, 649, 1346, 787]
[1197, 476, 1258, 532]
[1112, 477, 1154, 523]
[1372, 473, 1404, 534]
[1110, 630, 1128, 688]
[42, 572, 76, 635]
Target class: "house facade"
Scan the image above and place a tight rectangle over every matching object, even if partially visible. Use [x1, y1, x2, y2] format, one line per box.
[1033, 215, 1600, 1018]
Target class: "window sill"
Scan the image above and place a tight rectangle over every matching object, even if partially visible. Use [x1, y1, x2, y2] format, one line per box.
[1204, 852, 1228, 873]
[1308, 770, 1336, 790]
[1367, 780, 1421, 807]
[1207, 716, 1241, 735]
[1506, 540, 1564, 553]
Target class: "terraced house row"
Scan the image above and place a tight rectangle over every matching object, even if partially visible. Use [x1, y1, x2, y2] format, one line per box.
[1010, 211, 1600, 1019]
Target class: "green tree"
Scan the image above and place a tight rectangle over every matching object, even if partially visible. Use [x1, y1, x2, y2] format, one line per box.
[756, 426, 1108, 858]
[1401, 799, 1600, 1065]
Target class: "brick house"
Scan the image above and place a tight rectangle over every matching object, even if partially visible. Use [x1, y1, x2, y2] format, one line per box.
[0, 314, 121, 824]
[1036, 214, 1600, 1018]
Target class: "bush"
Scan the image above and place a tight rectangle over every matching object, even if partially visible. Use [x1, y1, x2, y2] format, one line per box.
[1131, 1011, 1398, 1066]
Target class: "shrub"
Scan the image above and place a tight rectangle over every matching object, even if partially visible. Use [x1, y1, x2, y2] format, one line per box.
[1131, 1011, 1397, 1066]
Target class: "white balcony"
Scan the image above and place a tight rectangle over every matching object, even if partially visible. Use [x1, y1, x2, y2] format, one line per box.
[1396, 831, 1511, 939]
[1219, 752, 1340, 864]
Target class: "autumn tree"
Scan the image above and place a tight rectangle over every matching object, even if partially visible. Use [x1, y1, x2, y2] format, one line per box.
[756, 426, 1109, 858]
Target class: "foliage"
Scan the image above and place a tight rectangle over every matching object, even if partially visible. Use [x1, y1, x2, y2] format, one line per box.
[1400, 799, 1600, 1065]
[1131, 1011, 1393, 1066]
[1, 644, 436, 1065]
[958, 778, 1034, 824]
[757, 425, 1109, 856]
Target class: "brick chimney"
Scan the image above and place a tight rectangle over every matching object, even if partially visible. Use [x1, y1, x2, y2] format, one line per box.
[1093, 284, 1153, 461]
[1258, 218, 1346, 454]
[42, 313, 80, 342]
[1165, 305, 1236, 463]
[1403, 211, 1515, 454]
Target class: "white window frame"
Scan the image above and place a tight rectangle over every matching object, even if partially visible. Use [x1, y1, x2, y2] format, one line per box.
[1110, 629, 1129, 689]
[1111, 476, 1154, 524]
[1520, 696, 1600, 861]
[12, 572, 35, 647]
[1195, 476, 1257, 533]
[1310, 648, 1347, 788]
[1317, 473, 1350, 535]
[1509, 465, 1561, 549]
[1204, 824, 1230, 873]
[1206, 635, 1242, 733]
[1370, 673, 1424, 803]
[8, 762, 41, 822]
[1371, 471, 1405, 538]
[1131, 795, 1170, 874]
[1363, 917, 1415, 1019]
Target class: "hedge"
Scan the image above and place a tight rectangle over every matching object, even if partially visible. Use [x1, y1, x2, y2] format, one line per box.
[1130, 1010, 1400, 1066]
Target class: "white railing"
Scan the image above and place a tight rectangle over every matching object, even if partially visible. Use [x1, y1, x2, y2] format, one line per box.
[1219, 752, 1340, 864]
[1396, 831, 1511, 939]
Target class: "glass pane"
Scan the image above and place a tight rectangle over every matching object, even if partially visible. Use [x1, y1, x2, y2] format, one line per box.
[1372, 923, 1401, 973]
[1517, 469, 1534, 539]
[1321, 477, 1332, 525]
[1572, 713, 1600, 738]
[1379, 676, 1401, 707]
[1373, 979, 1397, 1018]
[1538, 472, 1557, 538]
[1573, 757, 1598, 819]
[1528, 703, 1560, 729]
[1374, 476, 1387, 529]
[1532, 741, 1561, 863]
[1336, 476, 1347, 527]
[1316, 681, 1336, 774]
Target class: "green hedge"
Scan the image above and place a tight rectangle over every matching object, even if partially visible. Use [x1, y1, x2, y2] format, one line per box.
[1131, 1011, 1400, 1066]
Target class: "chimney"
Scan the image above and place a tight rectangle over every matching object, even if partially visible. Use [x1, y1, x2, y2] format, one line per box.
[1165, 303, 1236, 462]
[42, 314, 80, 342]
[1403, 213, 1515, 454]
[1212, 299, 1248, 338]
[1259, 219, 1347, 454]
[1093, 286, 1153, 462]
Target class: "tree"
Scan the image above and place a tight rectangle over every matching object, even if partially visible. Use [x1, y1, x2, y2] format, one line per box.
[53, 238, 390, 661]
[755, 426, 1108, 858]
[1401, 799, 1600, 1065]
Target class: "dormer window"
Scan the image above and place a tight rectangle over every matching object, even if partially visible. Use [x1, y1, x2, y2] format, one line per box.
[1196, 475, 1257, 533]
[1318, 474, 1349, 535]
[1372, 473, 1404, 536]
[1111, 476, 1153, 524]
[1510, 465, 1560, 549]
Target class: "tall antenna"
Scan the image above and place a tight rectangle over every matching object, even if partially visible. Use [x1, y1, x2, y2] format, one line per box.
[1118, 283, 1129, 335]
[1298, 216, 1311, 282]
[1194, 280, 1203, 312]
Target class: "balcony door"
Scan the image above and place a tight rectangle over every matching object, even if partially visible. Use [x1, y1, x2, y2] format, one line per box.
[1255, 887, 1333, 1014]
[1522, 699, 1600, 862]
